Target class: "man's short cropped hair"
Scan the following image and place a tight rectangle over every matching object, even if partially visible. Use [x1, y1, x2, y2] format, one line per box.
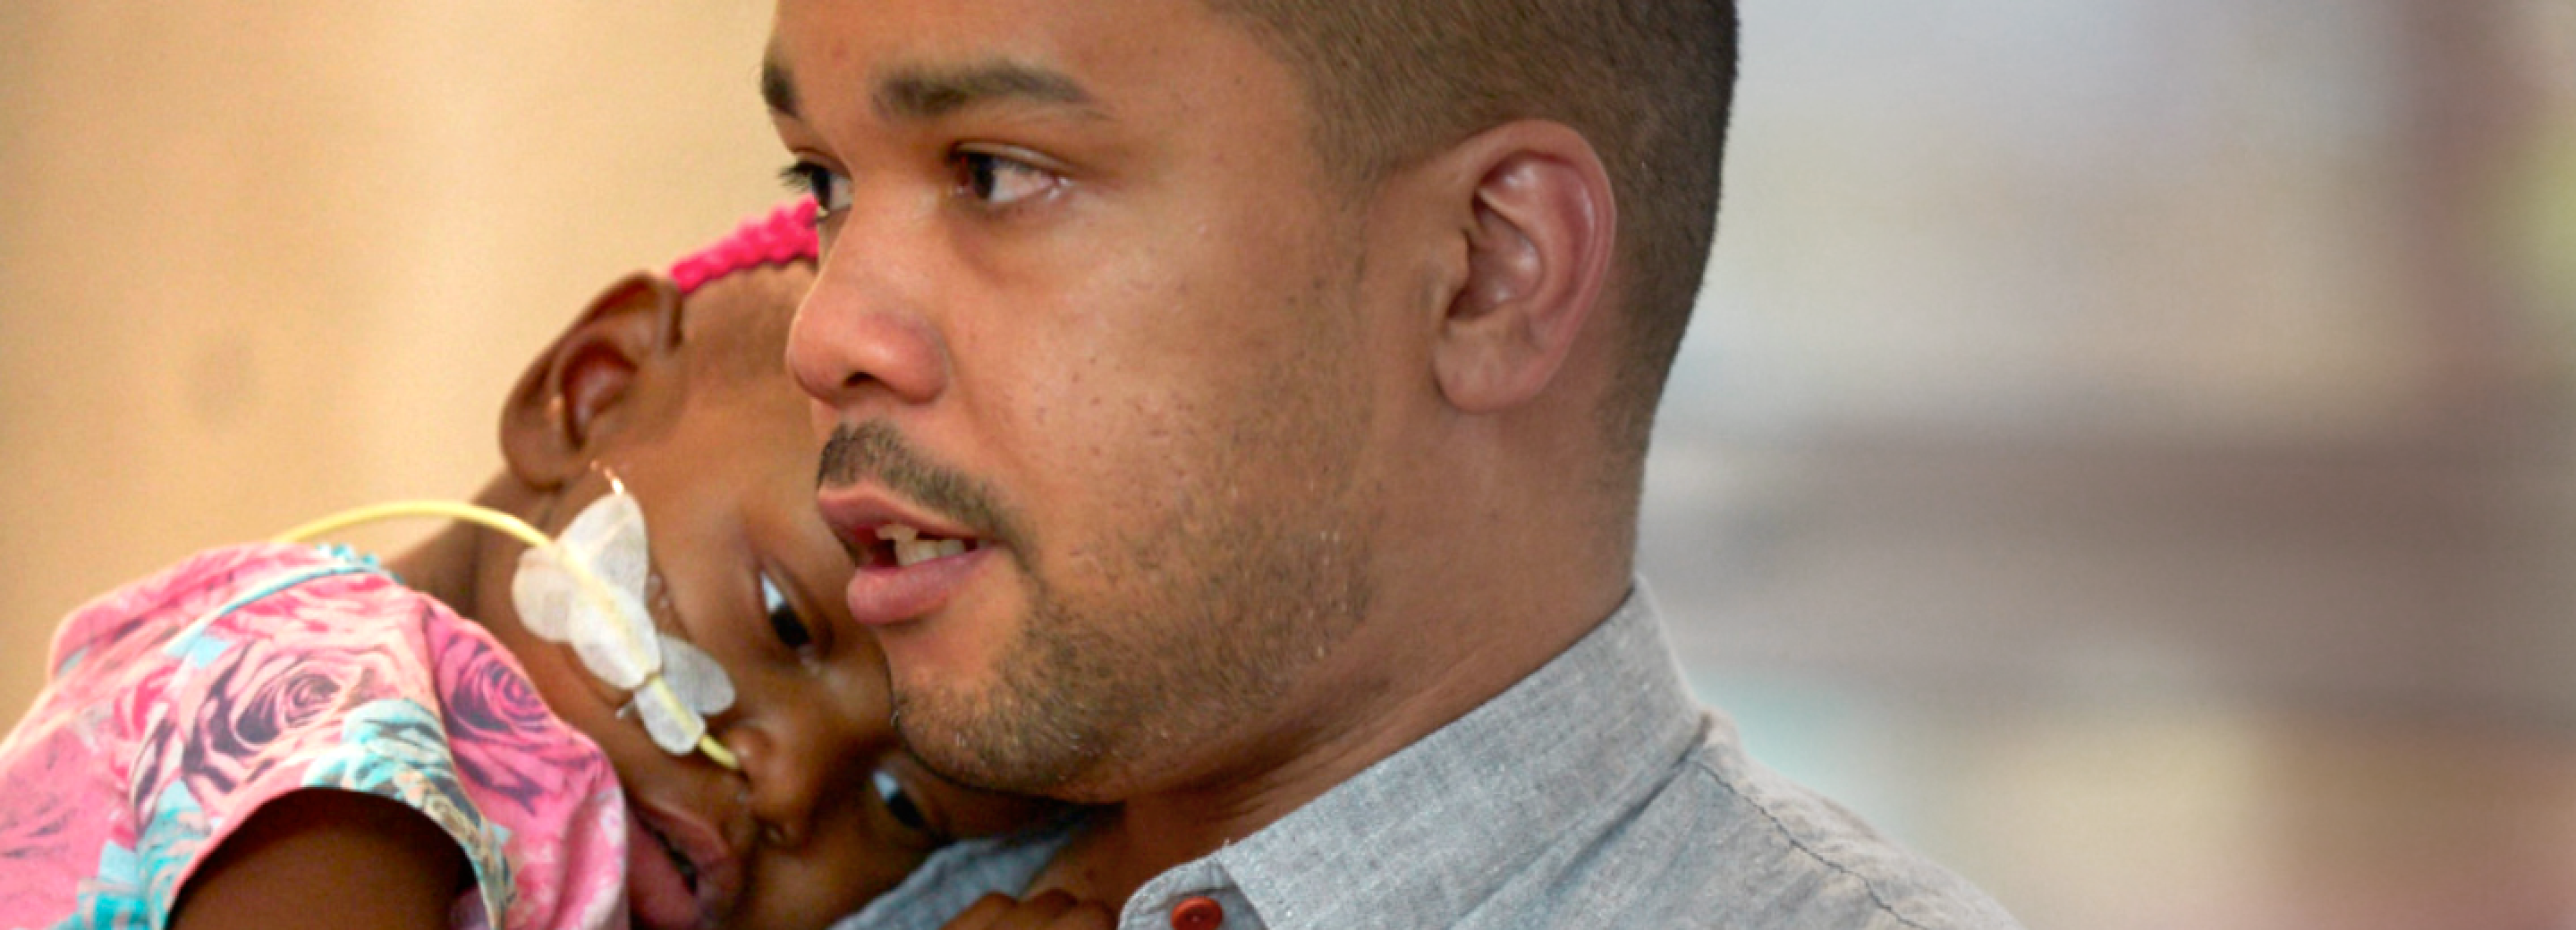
[1205, 0, 1741, 466]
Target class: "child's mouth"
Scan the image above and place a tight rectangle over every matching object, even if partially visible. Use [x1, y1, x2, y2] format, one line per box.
[643, 818, 699, 890]
[625, 801, 741, 930]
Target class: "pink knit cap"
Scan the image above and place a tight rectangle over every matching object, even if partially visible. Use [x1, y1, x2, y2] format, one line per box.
[667, 197, 820, 296]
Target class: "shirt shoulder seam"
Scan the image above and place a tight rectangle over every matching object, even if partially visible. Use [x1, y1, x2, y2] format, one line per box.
[1686, 755, 1939, 930]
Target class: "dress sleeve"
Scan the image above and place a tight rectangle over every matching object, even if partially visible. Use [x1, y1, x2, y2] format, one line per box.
[124, 555, 626, 930]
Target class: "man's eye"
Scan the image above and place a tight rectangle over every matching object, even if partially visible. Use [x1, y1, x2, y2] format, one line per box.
[777, 160, 851, 220]
[951, 150, 1058, 208]
[760, 574, 813, 651]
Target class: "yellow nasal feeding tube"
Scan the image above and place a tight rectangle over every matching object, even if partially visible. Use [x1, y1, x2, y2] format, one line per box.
[274, 501, 741, 771]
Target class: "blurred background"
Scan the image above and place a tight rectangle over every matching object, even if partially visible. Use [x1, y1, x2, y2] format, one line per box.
[4, 1, 2573, 927]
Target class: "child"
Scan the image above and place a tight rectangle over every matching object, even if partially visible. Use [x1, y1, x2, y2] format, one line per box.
[0, 200, 1053, 930]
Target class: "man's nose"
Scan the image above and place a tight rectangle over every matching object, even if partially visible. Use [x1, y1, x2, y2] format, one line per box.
[785, 209, 950, 413]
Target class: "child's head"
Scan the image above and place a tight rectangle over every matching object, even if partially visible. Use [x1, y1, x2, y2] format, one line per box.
[462, 202, 1052, 930]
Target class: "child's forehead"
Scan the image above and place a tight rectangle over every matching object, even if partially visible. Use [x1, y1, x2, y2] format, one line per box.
[665, 198, 820, 384]
[679, 262, 814, 385]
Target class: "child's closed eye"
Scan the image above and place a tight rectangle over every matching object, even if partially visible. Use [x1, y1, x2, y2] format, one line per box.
[872, 768, 949, 847]
[759, 573, 816, 653]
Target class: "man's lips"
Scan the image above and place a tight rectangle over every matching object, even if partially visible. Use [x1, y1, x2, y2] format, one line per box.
[817, 486, 994, 627]
[816, 486, 984, 554]
[626, 799, 742, 930]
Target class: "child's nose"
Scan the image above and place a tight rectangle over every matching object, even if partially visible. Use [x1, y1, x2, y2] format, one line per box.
[722, 709, 865, 850]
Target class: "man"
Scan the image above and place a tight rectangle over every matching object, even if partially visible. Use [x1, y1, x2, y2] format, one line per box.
[765, 0, 2020, 926]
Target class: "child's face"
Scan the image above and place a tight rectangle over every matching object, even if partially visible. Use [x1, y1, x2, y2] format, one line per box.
[487, 266, 1053, 930]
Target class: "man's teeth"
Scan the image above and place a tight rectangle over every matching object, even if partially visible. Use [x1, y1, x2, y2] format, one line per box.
[877, 524, 969, 567]
[894, 538, 968, 567]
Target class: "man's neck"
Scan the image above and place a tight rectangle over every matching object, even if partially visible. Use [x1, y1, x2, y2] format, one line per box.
[1026, 579, 1626, 907]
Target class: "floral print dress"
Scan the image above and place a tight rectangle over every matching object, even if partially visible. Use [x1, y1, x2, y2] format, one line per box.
[0, 544, 628, 930]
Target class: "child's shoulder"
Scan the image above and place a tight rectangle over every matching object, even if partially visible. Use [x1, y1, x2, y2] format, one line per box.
[12, 541, 626, 930]
[47, 542, 436, 676]
[47, 544, 350, 674]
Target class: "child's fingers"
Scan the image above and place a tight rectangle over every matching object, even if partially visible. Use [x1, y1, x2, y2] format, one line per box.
[940, 891, 1113, 930]
[1046, 896, 1114, 930]
[941, 893, 1021, 930]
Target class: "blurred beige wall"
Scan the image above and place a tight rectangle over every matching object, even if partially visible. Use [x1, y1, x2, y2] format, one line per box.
[6, 4, 2576, 926]
[0, 3, 793, 718]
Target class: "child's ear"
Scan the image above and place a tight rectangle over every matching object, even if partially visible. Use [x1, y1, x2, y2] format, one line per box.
[500, 274, 685, 490]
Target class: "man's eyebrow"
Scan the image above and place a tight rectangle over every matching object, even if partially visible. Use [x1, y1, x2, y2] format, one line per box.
[762, 51, 1099, 125]
[876, 61, 1099, 122]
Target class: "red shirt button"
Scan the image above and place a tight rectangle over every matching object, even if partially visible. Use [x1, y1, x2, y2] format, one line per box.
[1170, 895, 1224, 930]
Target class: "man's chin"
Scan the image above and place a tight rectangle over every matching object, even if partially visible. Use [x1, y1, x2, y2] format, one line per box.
[869, 591, 1027, 698]
[891, 684, 1111, 798]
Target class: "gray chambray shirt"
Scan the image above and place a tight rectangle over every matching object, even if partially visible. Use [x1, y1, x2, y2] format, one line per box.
[835, 582, 2023, 929]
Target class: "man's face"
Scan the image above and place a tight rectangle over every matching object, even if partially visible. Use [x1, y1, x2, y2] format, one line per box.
[767, 0, 1390, 799]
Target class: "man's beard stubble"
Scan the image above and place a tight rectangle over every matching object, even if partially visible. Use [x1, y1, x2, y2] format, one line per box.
[817, 419, 1376, 800]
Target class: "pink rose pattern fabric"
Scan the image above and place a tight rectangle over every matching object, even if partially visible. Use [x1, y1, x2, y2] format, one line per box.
[0, 544, 628, 930]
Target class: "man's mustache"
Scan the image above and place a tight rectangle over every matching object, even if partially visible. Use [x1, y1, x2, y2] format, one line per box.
[816, 421, 1028, 551]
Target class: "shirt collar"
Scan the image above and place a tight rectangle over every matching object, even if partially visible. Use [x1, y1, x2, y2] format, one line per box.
[1191, 580, 1706, 930]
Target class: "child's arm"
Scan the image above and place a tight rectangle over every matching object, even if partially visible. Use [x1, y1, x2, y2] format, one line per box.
[170, 790, 468, 930]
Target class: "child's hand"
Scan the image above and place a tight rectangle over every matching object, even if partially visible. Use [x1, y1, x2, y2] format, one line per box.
[942, 890, 1115, 930]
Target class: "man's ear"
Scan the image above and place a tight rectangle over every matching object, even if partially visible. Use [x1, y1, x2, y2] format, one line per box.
[500, 273, 685, 489]
[1427, 121, 1616, 414]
